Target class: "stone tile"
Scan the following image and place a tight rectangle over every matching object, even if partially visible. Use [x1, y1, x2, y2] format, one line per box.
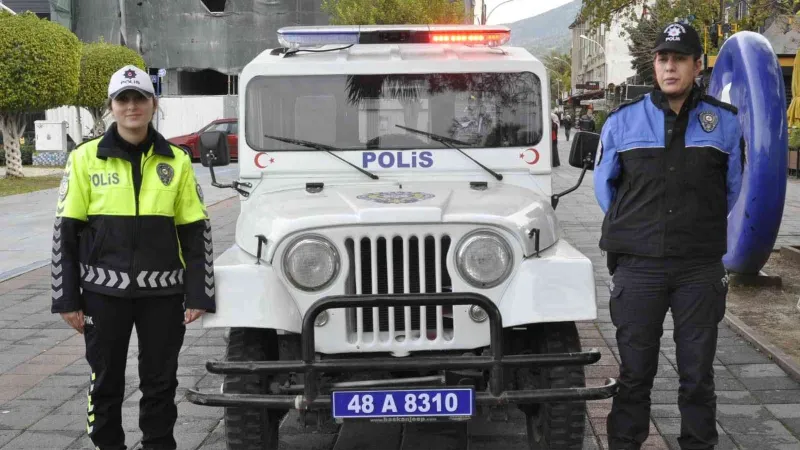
[718, 417, 792, 435]
[728, 364, 790, 378]
[652, 417, 725, 436]
[765, 404, 800, 419]
[715, 345, 774, 365]
[0, 431, 22, 448]
[466, 435, 530, 450]
[1, 430, 82, 449]
[728, 432, 800, 449]
[664, 434, 738, 450]
[0, 399, 59, 429]
[716, 390, 759, 405]
[650, 404, 681, 418]
[778, 418, 800, 436]
[739, 376, 800, 391]
[751, 390, 800, 404]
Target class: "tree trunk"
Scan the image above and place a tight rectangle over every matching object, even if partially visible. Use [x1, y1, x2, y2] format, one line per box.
[1, 113, 26, 179]
[89, 107, 107, 137]
[75, 106, 84, 143]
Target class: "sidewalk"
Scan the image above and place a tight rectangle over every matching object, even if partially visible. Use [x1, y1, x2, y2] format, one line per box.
[0, 138, 797, 449]
[0, 163, 239, 281]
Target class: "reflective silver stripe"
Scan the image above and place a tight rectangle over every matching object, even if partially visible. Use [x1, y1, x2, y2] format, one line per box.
[203, 220, 215, 297]
[51, 217, 64, 300]
[135, 269, 185, 288]
[79, 265, 134, 290]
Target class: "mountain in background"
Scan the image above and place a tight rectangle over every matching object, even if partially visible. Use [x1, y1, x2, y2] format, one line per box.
[504, 0, 581, 58]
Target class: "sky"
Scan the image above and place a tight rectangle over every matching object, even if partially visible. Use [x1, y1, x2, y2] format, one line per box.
[481, 0, 575, 25]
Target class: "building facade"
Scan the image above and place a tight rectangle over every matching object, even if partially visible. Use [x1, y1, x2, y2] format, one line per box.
[568, 3, 641, 109]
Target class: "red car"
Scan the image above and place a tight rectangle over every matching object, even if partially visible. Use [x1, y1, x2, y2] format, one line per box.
[168, 118, 238, 161]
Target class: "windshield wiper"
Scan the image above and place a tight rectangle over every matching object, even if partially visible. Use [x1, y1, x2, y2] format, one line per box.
[263, 134, 379, 180]
[395, 125, 502, 181]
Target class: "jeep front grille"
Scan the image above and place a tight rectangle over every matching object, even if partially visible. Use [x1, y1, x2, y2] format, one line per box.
[344, 234, 454, 344]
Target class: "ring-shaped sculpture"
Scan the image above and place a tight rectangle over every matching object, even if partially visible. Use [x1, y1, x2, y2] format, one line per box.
[707, 31, 788, 274]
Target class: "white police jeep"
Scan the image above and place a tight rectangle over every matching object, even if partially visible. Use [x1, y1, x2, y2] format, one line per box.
[186, 24, 617, 449]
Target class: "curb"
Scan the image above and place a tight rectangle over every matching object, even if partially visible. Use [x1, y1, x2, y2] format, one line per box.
[0, 259, 50, 284]
[0, 195, 238, 285]
[723, 312, 800, 383]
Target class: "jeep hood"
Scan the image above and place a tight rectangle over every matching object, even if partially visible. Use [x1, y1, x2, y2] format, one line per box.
[236, 181, 560, 261]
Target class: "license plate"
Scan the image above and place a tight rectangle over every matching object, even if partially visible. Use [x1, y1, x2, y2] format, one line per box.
[331, 388, 474, 421]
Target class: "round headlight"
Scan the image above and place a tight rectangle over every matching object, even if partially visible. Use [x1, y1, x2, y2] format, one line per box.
[455, 231, 513, 288]
[282, 236, 340, 291]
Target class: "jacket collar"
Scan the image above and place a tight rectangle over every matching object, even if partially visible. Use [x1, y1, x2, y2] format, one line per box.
[649, 84, 703, 115]
[96, 123, 173, 160]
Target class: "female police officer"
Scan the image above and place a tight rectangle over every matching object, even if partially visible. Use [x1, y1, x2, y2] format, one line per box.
[50, 65, 216, 450]
[593, 24, 744, 450]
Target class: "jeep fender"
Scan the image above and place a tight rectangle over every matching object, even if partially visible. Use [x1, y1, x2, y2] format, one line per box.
[499, 239, 597, 326]
[202, 245, 301, 333]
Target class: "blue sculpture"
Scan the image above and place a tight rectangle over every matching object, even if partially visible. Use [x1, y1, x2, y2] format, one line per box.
[707, 31, 788, 274]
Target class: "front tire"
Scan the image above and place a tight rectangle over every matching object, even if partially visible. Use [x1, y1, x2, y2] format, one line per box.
[507, 322, 586, 449]
[223, 328, 284, 450]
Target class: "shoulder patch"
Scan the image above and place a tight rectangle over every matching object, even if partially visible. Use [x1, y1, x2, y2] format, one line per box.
[609, 94, 646, 116]
[701, 95, 738, 114]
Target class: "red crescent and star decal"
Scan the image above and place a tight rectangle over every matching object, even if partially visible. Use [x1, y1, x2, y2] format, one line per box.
[254, 152, 275, 169]
[519, 148, 539, 165]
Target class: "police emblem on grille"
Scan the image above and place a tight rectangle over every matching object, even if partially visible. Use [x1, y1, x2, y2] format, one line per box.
[58, 175, 69, 202]
[156, 163, 174, 186]
[196, 182, 204, 203]
[699, 111, 718, 132]
[357, 191, 435, 204]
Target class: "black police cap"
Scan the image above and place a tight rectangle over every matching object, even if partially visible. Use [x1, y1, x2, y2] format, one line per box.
[652, 22, 703, 56]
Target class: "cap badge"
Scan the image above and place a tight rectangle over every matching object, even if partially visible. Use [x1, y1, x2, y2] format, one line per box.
[123, 69, 137, 79]
[664, 24, 686, 42]
[157, 163, 174, 186]
[699, 111, 718, 133]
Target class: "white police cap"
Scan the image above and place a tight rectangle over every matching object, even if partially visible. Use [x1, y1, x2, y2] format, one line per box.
[107, 65, 155, 99]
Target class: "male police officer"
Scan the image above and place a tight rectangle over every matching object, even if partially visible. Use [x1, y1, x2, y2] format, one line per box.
[594, 23, 744, 449]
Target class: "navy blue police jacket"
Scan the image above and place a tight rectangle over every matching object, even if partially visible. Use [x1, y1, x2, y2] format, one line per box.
[593, 87, 744, 259]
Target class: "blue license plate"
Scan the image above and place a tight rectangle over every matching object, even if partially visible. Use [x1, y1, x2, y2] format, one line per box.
[331, 388, 474, 420]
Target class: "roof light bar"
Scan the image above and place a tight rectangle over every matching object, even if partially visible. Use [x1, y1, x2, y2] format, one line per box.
[277, 25, 511, 49]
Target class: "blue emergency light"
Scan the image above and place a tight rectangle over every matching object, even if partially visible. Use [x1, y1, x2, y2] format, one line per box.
[277, 25, 511, 49]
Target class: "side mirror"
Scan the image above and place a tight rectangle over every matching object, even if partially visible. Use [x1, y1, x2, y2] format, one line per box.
[568, 131, 600, 171]
[198, 131, 251, 197]
[199, 131, 230, 167]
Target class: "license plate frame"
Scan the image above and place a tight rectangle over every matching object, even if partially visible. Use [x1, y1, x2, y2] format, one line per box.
[331, 387, 474, 422]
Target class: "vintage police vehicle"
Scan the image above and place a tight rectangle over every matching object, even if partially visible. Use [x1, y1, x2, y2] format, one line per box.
[186, 24, 617, 449]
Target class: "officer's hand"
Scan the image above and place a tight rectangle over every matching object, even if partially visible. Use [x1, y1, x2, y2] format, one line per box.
[184, 308, 205, 325]
[60, 311, 85, 334]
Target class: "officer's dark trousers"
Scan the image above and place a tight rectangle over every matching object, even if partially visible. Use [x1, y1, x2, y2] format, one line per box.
[82, 290, 186, 450]
[606, 255, 728, 450]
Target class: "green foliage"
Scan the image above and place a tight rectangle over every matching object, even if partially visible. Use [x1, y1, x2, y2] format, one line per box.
[321, 0, 466, 25]
[0, 11, 81, 113]
[593, 110, 609, 132]
[789, 127, 800, 150]
[77, 40, 146, 110]
[542, 52, 571, 106]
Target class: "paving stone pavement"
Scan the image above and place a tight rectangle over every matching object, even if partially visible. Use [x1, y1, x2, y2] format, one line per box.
[0, 136, 798, 449]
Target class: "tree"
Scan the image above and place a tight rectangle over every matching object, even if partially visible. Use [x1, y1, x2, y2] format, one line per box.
[618, 0, 792, 84]
[77, 40, 146, 136]
[0, 11, 81, 178]
[321, 0, 466, 25]
[542, 52, 571, 107]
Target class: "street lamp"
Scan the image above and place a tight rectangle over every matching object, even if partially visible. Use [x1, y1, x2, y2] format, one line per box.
[484, 0, 517, 24]
[579, 34, 606, 89]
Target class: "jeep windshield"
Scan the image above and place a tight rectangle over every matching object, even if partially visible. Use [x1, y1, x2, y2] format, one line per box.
[245, 72, 543, 151]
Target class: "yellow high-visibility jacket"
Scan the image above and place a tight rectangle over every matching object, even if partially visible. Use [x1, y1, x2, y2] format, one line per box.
[51, 123, 216, 313]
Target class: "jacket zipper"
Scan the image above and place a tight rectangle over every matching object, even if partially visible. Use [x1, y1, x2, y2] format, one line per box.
[130, 151, 153, 294]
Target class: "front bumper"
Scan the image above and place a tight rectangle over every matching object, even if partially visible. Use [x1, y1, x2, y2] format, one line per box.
[186, 292, 618, 410]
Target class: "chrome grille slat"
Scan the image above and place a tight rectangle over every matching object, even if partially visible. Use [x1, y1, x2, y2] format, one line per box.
[346, 234, 453, 345]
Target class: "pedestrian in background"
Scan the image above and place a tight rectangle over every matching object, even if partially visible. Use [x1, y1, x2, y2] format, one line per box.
[579, 110, 596, 132]
[563, 113, 573, 141]
[50, 65, 216, 450]
[593, 23, 743, 450]
[551, 111, 561, 167]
